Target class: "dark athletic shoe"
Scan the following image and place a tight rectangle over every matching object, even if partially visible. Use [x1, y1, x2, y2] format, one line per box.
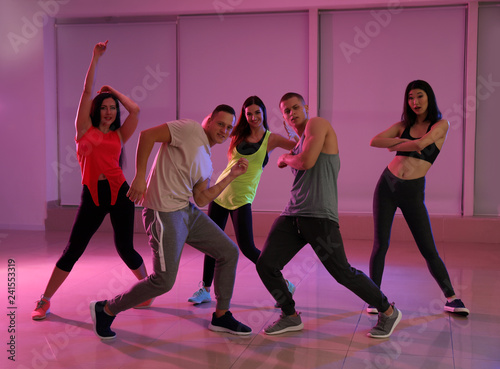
[444, 299, 470, 316]
[90, 300, 116, 340]
[367, 304, 402, 339]
[208, 311, 252, 336]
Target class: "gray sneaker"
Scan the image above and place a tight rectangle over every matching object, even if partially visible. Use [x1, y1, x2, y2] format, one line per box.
[367, 304, 402, 339]
[264, 312, 304, 335]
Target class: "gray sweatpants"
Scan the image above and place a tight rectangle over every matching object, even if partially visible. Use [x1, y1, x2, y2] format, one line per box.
[107, 203, 239, 314]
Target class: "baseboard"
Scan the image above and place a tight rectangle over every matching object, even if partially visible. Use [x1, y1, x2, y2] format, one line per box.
[45, 206, 500, 244]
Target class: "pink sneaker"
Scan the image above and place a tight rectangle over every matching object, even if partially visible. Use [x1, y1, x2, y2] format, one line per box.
[32, 297, 50, 320]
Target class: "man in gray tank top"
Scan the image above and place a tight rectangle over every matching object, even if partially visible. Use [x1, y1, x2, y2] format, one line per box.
[256, 93, 402, 339]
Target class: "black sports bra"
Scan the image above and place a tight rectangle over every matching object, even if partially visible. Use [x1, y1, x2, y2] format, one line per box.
[236, 131, 269, 168]
[395, 125, 440, 164]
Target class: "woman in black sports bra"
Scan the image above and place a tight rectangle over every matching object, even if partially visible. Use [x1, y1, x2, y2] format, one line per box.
[367, 80, 469, 316]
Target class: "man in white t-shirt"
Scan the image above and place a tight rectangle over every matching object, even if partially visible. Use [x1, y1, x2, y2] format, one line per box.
[90, 105, 253, 339]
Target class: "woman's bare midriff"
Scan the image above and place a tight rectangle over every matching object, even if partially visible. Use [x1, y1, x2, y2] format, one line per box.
[98, 174, 107, 180]
[387, 156, 432, 180]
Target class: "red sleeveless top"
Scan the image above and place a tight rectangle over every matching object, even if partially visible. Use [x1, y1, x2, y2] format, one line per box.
[76, 126, 126, 206]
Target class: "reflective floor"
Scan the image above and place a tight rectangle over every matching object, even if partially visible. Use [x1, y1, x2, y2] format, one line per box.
[1, 229, 499, 369]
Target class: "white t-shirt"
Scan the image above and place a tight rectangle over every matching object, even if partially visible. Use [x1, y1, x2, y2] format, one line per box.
[142, 119, 213, 212]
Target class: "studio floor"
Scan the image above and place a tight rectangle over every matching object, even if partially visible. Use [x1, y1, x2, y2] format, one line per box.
[1, 229, 499, 369]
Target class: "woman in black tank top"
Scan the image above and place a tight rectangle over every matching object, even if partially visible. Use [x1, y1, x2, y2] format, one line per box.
[367, 80, 469, 317]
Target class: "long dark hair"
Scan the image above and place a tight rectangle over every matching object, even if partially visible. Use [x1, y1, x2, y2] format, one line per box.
[401, 80, 442, 128]
[90, 92, 124, 166]
[228, 96, 269, 156]
[90, 92, 121, 131]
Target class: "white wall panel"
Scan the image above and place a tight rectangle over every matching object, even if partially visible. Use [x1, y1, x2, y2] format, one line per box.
[56, 22, 177, 205]
[320, 6, 466, 215]
[474, 4, 500, 216]
[178, 12, 309, 211]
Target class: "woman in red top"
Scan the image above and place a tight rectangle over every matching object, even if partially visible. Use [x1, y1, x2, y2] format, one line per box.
[32, 41, 149, 320]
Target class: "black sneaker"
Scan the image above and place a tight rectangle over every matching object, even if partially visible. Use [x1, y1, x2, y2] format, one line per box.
[208, 311, 252, 336]
[90, 300, 116, 340]
[367, 304, 402, 339]
[444, 299, 470, 316]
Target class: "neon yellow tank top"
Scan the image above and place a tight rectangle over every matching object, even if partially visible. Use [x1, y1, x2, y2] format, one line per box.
[214, 131, 271, 210]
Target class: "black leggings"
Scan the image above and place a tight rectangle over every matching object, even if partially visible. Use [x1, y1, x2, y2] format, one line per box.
[56, 181, 144, 272]
[202, 201, 260, 287]
[257, 216, 391, 316]
[369, 167, 455, 298]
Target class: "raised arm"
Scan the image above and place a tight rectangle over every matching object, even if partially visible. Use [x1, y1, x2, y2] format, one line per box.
[282, 120, 300, 143]
[370, 121, 407, 149]
[277, 117, 332, 170]
[192, 158, 248, 208]
[267, 132, 297, 153]
[75, 40, 108, 141]
[127, 124, 172, 204]
[99, 85, 140, 144]
[388, 119, 449, 152]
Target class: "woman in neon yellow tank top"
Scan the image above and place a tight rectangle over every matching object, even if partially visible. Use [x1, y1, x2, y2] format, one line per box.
[188, 96, 298, 305]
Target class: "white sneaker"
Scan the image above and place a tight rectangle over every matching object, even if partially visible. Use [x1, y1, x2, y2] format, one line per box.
[188, 287, 211, 304]
[275, 279, 296, 308]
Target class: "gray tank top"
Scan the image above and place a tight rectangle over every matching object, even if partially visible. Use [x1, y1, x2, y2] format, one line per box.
[282, 136, 340, 223]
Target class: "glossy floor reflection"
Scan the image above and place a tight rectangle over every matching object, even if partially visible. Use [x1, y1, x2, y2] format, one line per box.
[1, 229, 499, 369]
